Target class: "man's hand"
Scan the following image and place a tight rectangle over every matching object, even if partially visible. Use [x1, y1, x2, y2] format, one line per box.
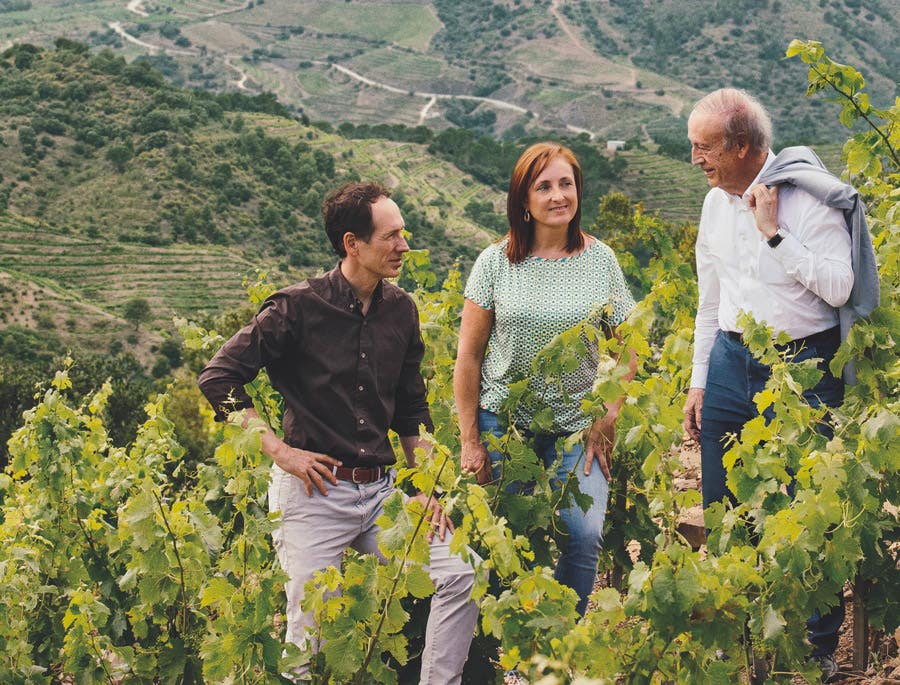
[460, 441, 492, 485]
[275, 444, 342, 497]
[683, 387, 705, 442]
[412, 491, 455, 542]
[747, 184, 780, 239]
[585, 413, 616, 481]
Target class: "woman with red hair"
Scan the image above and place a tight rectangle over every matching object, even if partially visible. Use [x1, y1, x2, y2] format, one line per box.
[453, 142, 636, 615]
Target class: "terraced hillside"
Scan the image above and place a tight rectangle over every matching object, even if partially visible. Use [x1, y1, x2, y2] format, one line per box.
[2, 0, 896, 145]
[0, 45, 496, 275]
[614, 142, 847, 223]
[0, 212, 261, 354]
[256, 114, 501, 247]
[614, 149, 708, 223]
[0, 44, 509, 359]
[0, 41, 858, 364]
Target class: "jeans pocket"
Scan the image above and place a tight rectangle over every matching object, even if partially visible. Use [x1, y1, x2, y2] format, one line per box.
[477, 408, 503, 437]
[270, 466, 309, 521]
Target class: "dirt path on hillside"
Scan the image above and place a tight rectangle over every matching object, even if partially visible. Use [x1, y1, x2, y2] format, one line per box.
[325, 61, 544, 130]
[225, 56, 250, 90]
[117, 0, 254, 75]
[125, 0, 250, 21]
[547, 0, 690, 117]
[126, 0, 147, 18]
[549, 0, 594, 58]
[114, 0, 686, 131]
[108, 21, 199, 56]
[565, 124, 595, 140]
[329, 62, 529, 115]
[198, 1, 252, 20]
[418, 95, 437, 125]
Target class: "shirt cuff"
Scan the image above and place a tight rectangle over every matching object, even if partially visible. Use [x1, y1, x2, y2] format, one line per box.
[767, 230, 807, 274]
[211, 397, 255, 422]
[690, 363, 708, 390]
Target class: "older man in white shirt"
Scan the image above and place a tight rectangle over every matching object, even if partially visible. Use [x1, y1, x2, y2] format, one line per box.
[683, 88, 852, 683]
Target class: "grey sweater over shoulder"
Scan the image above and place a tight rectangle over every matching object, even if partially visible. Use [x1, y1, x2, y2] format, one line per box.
[758, 146, 880, 384]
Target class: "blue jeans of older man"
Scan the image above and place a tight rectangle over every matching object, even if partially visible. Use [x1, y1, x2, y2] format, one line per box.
[478, 408, 609, 617]
[700, 327, 845, 657]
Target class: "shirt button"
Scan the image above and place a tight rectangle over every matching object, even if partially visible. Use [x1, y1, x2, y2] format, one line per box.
[359, 418, 365, 424]
[361, 352, 367, 358]
[358, 385, 364, 391]
[360, 448, 366, 454]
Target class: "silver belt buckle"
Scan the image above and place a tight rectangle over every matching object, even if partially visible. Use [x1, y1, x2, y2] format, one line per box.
[351, 467, 366, 484]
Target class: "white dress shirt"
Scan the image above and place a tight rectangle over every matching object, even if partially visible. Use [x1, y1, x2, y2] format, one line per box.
[690, 151, 854, 389]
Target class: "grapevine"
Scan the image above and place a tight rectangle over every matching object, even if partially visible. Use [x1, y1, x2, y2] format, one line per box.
[0, 42, 895, 684]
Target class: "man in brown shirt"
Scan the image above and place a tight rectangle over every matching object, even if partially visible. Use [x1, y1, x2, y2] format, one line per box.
[198, 182, 477, 684]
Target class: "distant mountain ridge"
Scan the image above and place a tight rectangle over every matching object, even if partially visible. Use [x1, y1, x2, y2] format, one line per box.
[1, 0, 895, 148]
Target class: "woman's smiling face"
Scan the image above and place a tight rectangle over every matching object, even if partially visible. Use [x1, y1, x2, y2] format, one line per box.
[525, 155, 578, 232]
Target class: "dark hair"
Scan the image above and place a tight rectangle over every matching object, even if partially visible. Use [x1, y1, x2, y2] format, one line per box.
[322, 182, 391, 257]
[505, 142, 583, 263]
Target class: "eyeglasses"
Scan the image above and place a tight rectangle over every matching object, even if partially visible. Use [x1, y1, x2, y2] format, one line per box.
[690, 139, 725, 156]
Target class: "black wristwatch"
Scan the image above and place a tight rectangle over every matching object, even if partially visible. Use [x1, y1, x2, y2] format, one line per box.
[767, 228, 785, 248]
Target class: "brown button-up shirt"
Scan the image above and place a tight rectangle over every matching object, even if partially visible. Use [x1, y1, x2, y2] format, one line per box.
[197, 264, 433, 467]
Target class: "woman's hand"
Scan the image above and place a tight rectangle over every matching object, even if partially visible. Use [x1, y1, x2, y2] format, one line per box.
[461, 441, 492, 485]
[584, 413, 616, 481]
[454, 299, 495, 485]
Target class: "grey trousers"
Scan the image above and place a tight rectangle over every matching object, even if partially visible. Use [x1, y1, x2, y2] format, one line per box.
[269, 465, 479, 685]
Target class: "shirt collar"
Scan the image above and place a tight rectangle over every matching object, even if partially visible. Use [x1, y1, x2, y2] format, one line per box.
[328, 262, 384, 311]
[740, 150, 777, 202]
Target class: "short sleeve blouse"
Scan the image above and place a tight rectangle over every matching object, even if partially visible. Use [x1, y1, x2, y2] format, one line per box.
[464, 237, 635, 433]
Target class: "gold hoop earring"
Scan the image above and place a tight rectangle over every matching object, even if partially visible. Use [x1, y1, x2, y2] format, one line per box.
[524, 209, 531, 222]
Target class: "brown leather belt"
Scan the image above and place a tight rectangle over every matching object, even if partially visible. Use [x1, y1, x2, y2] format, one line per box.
[333, 465, 386, 484]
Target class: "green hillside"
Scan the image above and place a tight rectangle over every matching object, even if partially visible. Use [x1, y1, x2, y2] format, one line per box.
[0, 40, 858, 362]
[0, 42, 513, 366]
[613, 142, 846, 223]
[1, 0, 895, 146]
[0, 42, 495, 273]
[0, 212, 258, 340]
[614, 149, 708, 223]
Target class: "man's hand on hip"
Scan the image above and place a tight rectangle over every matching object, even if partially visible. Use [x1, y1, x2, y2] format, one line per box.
[683, 387, 705, 442]
[275, 443, 342, 497]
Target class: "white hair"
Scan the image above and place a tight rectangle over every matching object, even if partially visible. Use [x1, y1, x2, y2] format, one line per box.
[690, 88, 773, 153]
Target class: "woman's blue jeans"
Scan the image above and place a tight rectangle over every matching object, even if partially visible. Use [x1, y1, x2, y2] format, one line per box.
[478, 408, 609, 616]
[700, 327, 844, 656]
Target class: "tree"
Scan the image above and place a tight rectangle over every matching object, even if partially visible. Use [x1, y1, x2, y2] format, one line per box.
[123, 297, 151, 329]
[105, 144, 132, 172]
